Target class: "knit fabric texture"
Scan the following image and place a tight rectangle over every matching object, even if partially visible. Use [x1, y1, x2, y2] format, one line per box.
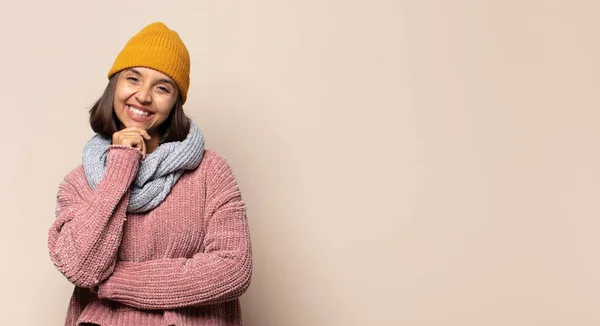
[82, 120, 204, 213]
[48, 147, 252, 325]
[108, 22, 191, 103]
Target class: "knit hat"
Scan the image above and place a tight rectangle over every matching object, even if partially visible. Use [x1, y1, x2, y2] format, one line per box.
[108, 22, 191, 103]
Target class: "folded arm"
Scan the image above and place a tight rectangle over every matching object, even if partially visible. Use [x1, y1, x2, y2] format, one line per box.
[48, 146, 141, 288]
[98, 155, 252, 310]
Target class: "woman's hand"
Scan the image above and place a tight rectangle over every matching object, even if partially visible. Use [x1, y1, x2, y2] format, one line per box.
[112, 126, 152, 159]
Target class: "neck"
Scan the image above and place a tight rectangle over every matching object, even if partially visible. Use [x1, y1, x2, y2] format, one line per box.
[145, 132, 161, 154]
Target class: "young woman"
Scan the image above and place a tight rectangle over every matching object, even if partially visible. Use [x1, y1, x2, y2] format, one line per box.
[48, 22, 252, 325]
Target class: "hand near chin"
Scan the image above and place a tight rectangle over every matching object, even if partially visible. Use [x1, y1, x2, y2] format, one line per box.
[112, 126, 152, 159]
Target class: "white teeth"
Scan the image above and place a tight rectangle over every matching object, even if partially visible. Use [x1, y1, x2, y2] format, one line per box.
[128, 105, 150, 117]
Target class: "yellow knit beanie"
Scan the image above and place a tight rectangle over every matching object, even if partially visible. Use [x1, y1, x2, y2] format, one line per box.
[108, 22, 191, 103]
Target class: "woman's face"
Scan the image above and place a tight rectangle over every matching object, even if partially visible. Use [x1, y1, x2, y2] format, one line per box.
[113, 67, 179, 135]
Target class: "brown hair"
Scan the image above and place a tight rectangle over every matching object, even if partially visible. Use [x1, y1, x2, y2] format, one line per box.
[88, 72, 190, 143]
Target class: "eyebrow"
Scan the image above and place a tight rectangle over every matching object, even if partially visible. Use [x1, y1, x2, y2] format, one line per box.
[128, 68, 142, 76]
[127, 68, 176, 88]
[157, 78, 176, 89]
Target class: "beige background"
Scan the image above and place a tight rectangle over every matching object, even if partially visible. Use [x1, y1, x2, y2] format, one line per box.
[0, 0, 598, 325]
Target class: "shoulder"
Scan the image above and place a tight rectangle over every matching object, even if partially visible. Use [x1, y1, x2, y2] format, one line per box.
[61, 164, 87, 187]
[198, 150, 235, 175]
[195, 150, 241, 193]
[56, 164, 91, 200]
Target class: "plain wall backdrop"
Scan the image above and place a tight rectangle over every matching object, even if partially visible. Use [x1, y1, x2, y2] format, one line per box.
[0, 0, 599, 325]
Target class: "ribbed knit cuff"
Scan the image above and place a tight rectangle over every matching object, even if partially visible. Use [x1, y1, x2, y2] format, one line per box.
[97, 277, 115, 300]
[107, 145, 143, 161]
[100, 145, 142, 187]
[87, 145, 141, 219]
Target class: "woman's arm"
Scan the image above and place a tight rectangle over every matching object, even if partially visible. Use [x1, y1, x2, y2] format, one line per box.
[97, 155, 252, 310]
[48, 145, 141, 288]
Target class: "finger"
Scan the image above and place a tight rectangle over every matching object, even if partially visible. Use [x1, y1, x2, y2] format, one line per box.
[125, 127, 151, 140]
[127, 134, 144, 152]
[140, 135, 147, 160]
[124, 137, 141, 149]
[131, 136, 143, 149]
[118, 130, 147, 138]
[121, 126, 152, 140]
[124, 139, 135, 148]
[140, 129, 152, 140]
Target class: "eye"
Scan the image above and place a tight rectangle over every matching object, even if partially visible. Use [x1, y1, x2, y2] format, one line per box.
[157, 86, 171, 93]
[127, 76, 139, 82]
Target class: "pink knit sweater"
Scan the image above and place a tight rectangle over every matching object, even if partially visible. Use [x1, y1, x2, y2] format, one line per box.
[48, 145, 252, 325]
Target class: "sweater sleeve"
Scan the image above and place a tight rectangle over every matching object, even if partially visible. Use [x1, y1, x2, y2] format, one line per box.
[97, 156, 252, 310]
[48, 145, 141, 288]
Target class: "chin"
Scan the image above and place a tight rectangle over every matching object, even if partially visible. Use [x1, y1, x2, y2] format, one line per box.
[124, 120, 151, 130]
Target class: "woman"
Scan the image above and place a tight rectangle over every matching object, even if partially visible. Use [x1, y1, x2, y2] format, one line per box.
[48, 22, 252, 326]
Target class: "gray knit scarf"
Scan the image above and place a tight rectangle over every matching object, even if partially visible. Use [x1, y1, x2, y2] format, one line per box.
[82, 120, 205, 213]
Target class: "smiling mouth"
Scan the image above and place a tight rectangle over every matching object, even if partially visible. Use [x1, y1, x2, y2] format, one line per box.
[127, 105, 152, 117]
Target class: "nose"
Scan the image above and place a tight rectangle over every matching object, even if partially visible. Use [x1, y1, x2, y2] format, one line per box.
[135, 84, 152, 104]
